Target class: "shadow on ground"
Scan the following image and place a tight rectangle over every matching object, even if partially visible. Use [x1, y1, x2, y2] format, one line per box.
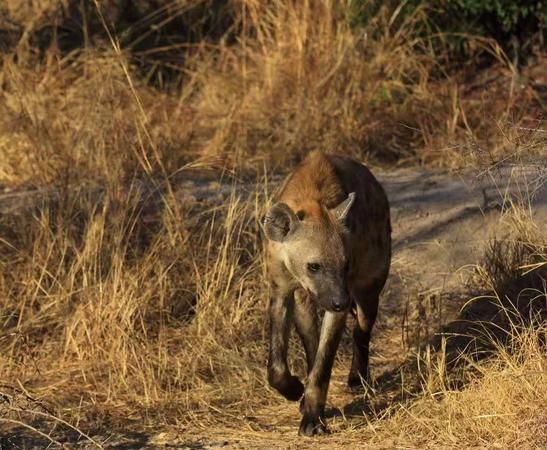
[341, 265, 546, 420]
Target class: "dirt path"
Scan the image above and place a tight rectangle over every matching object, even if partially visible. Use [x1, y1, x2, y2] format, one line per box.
[164, 163, 547, 449]
[227, 163, 547, 449]
[1, 163, 546, 449]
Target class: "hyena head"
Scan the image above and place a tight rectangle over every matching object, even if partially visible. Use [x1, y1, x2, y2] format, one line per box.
[264, 193, 355, 312]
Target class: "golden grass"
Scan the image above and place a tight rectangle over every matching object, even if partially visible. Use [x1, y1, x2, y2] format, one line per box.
[0, 182, 266, 413]
[1, 0, 543, 186]
[0, 0, 546, 448]
[382, 325, 546, 450]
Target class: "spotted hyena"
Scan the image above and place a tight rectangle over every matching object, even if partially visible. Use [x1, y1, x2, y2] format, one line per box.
[263, 150, 391, 436]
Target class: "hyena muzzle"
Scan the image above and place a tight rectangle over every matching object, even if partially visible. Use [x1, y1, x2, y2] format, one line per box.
[263, 150, 391, 436]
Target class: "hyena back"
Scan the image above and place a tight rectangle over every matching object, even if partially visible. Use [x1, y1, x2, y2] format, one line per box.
[263, 150, 391, 436]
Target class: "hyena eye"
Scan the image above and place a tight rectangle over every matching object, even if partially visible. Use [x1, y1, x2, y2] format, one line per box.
[307, 262, 321, 273]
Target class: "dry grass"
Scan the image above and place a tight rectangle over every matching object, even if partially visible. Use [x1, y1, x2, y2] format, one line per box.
[384, 325, 546, 450]
[0, 181, 268, 416]
[0, 1, 546, 448]
[1, 0, 544, 185]
[1, 191, 545, 447]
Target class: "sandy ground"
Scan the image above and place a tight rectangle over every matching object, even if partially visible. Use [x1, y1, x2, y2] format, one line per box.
[1, 162, 546, 449]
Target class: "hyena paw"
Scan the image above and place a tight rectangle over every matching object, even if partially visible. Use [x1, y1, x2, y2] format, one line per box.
[298, 414, 328, 436]
[347, 372, 371, 392]
[347, 376, 364, 392]
[268, 371, 304, 401]
[283, 375, 305, 401]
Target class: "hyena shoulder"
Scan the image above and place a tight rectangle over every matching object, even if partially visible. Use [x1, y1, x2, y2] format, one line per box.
[275, 150, 389, 231]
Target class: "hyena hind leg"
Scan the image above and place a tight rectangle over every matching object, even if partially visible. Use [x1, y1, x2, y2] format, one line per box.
[347, 283, 383, 391]
[293, 289, 319, 373]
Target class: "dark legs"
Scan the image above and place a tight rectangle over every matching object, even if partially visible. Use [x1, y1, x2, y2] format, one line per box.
[268, 285, 383, 435]
[294, 289, 319, 373]
[269, 288, 343, 436]
[267, 288, 304, 401]
[299, 311, 347, 436]
[347, 284, 382, 390]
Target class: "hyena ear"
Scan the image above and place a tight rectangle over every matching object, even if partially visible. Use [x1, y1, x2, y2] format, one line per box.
[332, 192, 356, 222]
[263, 202, 299, 242]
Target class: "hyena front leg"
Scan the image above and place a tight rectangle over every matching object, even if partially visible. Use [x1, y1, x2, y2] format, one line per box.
[299, 311, 347, 436]
[294, 289, 319, 373]
[267, 286, 304, 401]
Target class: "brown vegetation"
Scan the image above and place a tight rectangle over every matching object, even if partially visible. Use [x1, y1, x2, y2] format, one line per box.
[0, 1, 545, 448]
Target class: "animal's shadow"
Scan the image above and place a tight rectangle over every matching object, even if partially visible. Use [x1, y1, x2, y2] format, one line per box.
[337, 266, 546, 420]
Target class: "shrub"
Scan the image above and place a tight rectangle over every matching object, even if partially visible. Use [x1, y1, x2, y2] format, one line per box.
[349, 0, 545, 59]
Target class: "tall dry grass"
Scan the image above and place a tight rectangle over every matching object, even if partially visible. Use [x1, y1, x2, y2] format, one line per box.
[0, 0, 545, 447]
[1, 176, 545, 448]
[1, 0, 543, 186]
[0, 181, 272, 423]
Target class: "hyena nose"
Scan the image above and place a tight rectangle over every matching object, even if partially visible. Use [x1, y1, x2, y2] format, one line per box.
[331, 297, 349, 312]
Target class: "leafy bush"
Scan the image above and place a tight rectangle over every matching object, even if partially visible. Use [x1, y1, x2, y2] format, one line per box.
[450, 0, 544, 34]
[349, 0, 545, 57]
[446, 0, 545, 54]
